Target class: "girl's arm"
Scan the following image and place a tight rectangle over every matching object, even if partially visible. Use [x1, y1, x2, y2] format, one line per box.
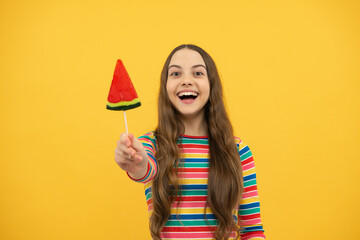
[237, 140, 266, 239]
[126, 131, 158, 184]
[115, 133, 149, 179]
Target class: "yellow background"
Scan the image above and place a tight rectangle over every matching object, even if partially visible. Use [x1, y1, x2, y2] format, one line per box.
[1, 0, 359, 239]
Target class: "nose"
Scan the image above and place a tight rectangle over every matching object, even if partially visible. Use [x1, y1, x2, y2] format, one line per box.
[181, 73, 194, 86]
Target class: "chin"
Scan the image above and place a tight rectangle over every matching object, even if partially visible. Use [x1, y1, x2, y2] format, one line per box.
[176, 109, 204, 119]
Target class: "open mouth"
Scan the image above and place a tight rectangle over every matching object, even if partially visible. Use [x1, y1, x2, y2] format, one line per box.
[177, 91, 198, 101]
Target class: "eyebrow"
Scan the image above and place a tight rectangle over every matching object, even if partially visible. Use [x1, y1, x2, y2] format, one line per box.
[168, 64, 206, 70]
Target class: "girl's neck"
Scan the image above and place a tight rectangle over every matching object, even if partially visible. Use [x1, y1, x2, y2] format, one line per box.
[179, 111, 208, 136]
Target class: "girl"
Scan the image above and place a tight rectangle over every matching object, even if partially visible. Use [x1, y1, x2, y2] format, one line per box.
[114, 44, 266, 240]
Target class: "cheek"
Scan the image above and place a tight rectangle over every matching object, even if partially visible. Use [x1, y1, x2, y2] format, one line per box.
[166, 80, 176, 96]
[202, 80, 211, 98]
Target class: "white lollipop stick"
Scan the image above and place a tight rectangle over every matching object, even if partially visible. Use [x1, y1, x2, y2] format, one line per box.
[123, 110, 128, 135]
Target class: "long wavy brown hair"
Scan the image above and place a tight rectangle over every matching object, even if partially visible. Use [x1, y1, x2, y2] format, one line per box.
[151, 44, 244, 240]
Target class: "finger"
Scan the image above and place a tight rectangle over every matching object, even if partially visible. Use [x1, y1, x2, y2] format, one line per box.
[134, 154, 143, 162]
[118, 143, 136, 158]
[115, 152, 137, 166]
[128, 133, 135, 143]
[128, 133, 143, 152]
[120, 133, 131, 147]
[117, 138, 127, 150]
[115, 148, 133, 163]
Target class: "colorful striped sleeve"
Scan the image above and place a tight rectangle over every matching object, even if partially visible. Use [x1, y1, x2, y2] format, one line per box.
[237, 138, 266, 240]
[127, 132, 158, 184]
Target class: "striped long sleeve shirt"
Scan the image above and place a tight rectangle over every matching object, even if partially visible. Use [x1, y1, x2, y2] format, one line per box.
[128, 131, 265, 240]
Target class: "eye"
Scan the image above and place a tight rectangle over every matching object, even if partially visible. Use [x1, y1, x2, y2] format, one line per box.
[194, 71, 204, 76]
[170, 71, 180, 77]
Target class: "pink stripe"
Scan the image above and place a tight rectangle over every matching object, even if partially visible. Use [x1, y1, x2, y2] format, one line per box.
[240, 219, 262, 226]
[143, 179, 152, 184]
[182, 148, 209, 154]
[171, 201, 206, 208]
[178, 173, 208, 178]
[240, 232, 265, 240]
[242, 162, 255, 171]
[162, 231, 237, 239]
[149, 160, 157, 174]
[242, 191, 259, 198]
[147, 204, 153, 211]
[161, 232, 215, 238]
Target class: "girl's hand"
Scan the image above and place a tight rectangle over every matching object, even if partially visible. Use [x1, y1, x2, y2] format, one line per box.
[114, 133, 148, 178]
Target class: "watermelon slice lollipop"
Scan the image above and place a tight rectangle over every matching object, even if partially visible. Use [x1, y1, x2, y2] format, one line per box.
[106, 59, 141, 133]
[107, 59, 141, 110]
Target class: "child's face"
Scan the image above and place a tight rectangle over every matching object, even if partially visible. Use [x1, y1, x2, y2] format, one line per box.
[166, 48, 210, 120]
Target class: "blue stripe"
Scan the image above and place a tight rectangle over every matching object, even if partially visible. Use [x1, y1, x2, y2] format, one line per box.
[145, 148, 154, 155]
[243, 173, 256, 182]
[142, 142, 154, 149]
[239, 145, 250, 155]
[145, 187, 151, 196]
[239, 202, 260, 210]
[180, 184, 207, 190]
[183, 158, 209, 162]
[241, 226, 264, 232]
[140, 168, 151, 183]
[148, 154, 156, 162]
[148, 163, 153, 177]
[179, 184, 207, 190]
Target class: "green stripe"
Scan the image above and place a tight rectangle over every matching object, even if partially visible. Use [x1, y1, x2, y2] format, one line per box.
[182, 163, 209, 168]
[140, 134, 157, 148]
[146, 193, 152, 201]
[239, 207, 260, 215]
[244, 179, 257, 187]
[179, 190, 207, 196]
[240, 151, 252, 161]
[147, 190, 208, 200]
[106, 102, 141, 111]
[178, 139, 209, 144]
[165, 220, 218, 227]
[107, 98, 140, 107]
[142, 143, 153, 149]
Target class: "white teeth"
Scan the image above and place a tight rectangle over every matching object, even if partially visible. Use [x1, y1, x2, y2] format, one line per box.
[178, 91, 198, 97]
